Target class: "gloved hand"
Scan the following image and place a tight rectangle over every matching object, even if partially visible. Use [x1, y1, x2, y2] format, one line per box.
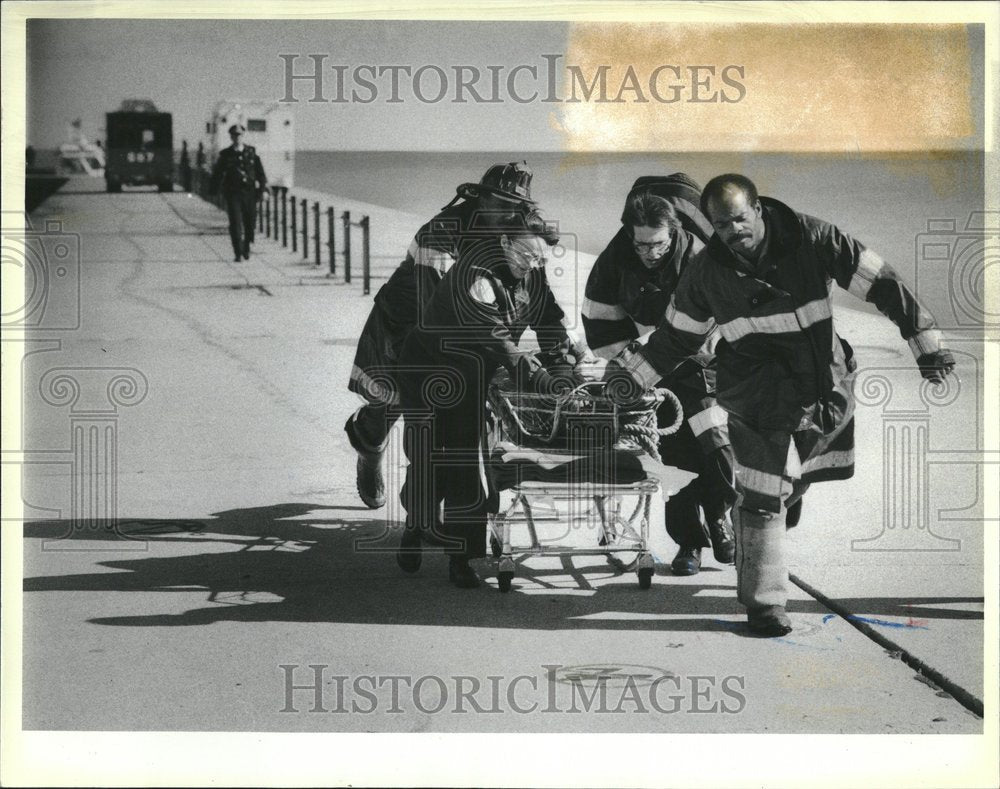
[601, 364, 644, 405]
[918, 350, 956, 385]
[530, 366, 573, 397]
[575, 360, 608, 381]
[547, 360, 587, 389]
[569, 341, 599, 366]
[572, 344, 601, 378]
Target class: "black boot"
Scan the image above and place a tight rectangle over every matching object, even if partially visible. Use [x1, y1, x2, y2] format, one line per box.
[448, 556, 481, 588]
[396, 528, 422, 573]
[345, 416, 386, 509]
[747, 605, 793, 637]
[785, 498, 803, 528]
[707, 514, 736, 564]
[671, 546, 701, 576]
[355, 452, 386, 509]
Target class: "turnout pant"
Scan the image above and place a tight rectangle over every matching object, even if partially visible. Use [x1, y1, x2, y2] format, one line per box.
[733, 480, 809, 611]
[658, 368, 738, 549]
[224, 190, 257, 257]
[346, 401, 401, 455]
[729, 414, 838, 611]
[659, 420, 736, 548]
[398, 375, 489, 561]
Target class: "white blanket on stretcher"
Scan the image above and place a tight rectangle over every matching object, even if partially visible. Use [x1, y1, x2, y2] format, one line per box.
[493, 441, 698, 500]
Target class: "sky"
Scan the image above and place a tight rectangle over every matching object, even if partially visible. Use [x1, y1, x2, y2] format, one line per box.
[25, 18, 984, 152]
[26, 19, 570, 150]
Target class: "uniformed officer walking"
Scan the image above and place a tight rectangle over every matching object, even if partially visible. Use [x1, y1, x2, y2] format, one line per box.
[210, 124, 267, 262]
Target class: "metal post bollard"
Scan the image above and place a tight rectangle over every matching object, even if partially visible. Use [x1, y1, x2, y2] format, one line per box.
[327, 206, 335, 276]
[281, 188, 288, 247]
[343, 210, 352, 283]
[313, 202, 321, 265]
[290, 193, 297, 253]
[301, 198, 308, 259]
[270, 187, 278, 238]
[361, 215, 371, 295]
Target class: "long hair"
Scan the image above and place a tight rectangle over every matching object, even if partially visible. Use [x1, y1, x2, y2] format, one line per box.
[622, 191, 682, 231]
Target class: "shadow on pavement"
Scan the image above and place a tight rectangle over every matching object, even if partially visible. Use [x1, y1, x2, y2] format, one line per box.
[23, 503, 984, 633]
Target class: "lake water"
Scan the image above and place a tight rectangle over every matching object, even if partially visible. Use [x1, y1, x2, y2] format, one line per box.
[295, 149, 988, 330]
[295, 150, 983, 263]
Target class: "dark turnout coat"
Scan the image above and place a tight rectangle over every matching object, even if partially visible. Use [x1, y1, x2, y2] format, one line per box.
[401, 248, 571, 399]
[581, 172, 712, 359]
[396, 245, 573, 558]
[617, 196, 944, 511]
[348, 200, 571, 406]
[582, 173, 727, 454]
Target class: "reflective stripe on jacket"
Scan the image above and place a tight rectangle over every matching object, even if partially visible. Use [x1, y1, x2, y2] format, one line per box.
[349, 201, 570, 402]
[404, 249, 569, 388]
[617, 196, 944, 508]
[632, 196, 942, 433]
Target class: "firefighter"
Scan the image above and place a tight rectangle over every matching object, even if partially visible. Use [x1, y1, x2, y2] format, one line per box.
[209, 124, 267, 262]
[345, 162, 588, 509]
[394, 209, 580, 588]
[603, 174, 955, 636]
[582, 174, 736, 575]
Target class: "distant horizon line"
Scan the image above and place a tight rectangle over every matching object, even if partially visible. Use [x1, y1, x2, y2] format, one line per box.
[294, 148, 982, 156]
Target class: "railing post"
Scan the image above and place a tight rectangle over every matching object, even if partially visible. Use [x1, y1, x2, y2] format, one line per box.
[301, 198, 308, 259]
[361, 215, 371, 295]
[265, 191, 271, 238]
[343, 210, 352, 284]
[257, 195, 264, 233]
[290, 193, 297, 253]
[313, 202, 321, 265]
[271, 187, 278, 238]
[281, 188, 288, 247]
[327, 206, 335, 276]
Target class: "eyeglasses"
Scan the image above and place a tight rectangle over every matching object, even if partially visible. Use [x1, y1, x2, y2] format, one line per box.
[631, 238, 671, 254]
[509, 242, 546, 267]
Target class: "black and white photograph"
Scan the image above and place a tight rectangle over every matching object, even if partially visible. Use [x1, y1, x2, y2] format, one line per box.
[2, 1, 997, 786]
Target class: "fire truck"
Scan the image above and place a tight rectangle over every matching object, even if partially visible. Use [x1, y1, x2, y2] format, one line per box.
[105, 99, 173, 192]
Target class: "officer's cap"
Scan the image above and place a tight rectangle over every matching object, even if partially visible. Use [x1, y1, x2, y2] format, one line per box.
[228, 124, 246, 135]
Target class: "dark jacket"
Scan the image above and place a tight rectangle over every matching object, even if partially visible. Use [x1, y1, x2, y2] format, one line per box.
[583, 173, 729, 452]
[583, 172, 713, 359]
[582, 226, 706, 357]
[349, 200, 570, 404]
[209, 144, 266, 195]
[620, 196, 944, 434]
[401, 243, 571, 403]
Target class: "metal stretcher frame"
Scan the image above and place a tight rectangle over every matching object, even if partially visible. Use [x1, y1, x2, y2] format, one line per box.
[487, 478, 661, 592]
[485, 377, 682, 593]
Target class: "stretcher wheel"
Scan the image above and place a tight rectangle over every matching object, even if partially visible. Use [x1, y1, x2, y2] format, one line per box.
[498, 570, 514, 593]
[490, 534, 502, 559]
[637, 566, 653, 590]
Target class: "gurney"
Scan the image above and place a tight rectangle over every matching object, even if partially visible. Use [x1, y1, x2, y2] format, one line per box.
[486, 371, 686, 592]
